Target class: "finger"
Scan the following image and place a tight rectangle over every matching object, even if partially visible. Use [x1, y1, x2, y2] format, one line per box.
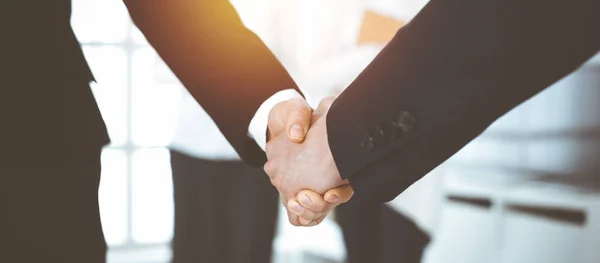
[298, 217, 313, 226]
[286, 200, 303, 226]
[299, 216, 323, 226]
[289, 197, 326, 222]
[300, 215, 326, 227]
[296, 190, 330, 213]
[287, 209, 302, 226]
[281, 193, 301, 226]
[297, 209, 324, 223]
[283, 98, 312, 143]
[324, 184, 354, 205]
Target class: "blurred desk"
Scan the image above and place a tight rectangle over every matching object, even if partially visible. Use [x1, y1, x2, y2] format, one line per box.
[424, 171, 600, 263]
[584, 53, 600, 69]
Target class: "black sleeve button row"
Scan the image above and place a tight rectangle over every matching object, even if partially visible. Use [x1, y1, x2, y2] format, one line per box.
[360, 111, 416, 152]
[395, 111, 416, 132]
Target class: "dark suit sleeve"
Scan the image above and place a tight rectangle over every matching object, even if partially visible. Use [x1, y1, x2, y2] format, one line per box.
[123, 0, 300, 167]
[327, 0, 600, 202]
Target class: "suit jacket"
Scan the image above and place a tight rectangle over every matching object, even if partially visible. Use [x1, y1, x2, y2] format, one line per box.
[326, 0, 600, 202]
[4, 0, 298, 165]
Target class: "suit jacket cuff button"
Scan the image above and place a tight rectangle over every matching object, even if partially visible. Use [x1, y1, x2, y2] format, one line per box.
[360, 133, 376, 152]
[396, 111, 416, 132]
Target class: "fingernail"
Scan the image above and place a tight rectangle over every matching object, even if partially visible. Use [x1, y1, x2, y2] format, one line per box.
[289, 125, 304, 140]
[327, 195, 340, 203]
[289, 201, 303, 214]
[303, 219, 313, 226]
[298, 194, 312, 206]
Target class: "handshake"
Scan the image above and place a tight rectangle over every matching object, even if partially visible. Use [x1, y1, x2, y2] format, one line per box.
[264, 96, 353, 227]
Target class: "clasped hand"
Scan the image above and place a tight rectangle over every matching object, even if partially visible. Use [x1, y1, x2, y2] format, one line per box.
[264, 97, 353, 226]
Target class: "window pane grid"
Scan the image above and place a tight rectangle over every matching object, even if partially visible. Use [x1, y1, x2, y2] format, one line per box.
[80, 15, 173, 248]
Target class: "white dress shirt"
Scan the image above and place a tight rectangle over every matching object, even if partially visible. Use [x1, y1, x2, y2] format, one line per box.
[169, 88, 301, 160]
[169, 88, 239, 160]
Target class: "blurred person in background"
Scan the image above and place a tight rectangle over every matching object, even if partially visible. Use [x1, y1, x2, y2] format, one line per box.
[168, 88, 279, 263]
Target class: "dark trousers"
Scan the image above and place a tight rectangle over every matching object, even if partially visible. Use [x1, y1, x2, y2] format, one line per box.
[338, 199, 430, 263]
[170, 150, 279, 263]
[2, 76, 108, 262]
[0, 145, 107, 263]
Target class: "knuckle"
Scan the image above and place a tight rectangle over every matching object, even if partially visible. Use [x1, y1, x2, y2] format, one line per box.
[263, 161, 276, 175]
[263, 161, 271, 173]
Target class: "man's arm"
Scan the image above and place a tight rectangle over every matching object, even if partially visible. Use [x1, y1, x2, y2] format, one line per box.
[123, 0, 301, 166]
[327, 0, 600, 202]
[265, 0, 600, 218]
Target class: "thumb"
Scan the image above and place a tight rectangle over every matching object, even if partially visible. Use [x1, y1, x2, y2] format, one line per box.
[324, 182, 354, 205]
[268, 98, 312, 142]
[282, 98, 313, 143]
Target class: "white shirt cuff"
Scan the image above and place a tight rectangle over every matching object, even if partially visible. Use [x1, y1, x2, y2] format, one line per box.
[248, 89, 303, 151]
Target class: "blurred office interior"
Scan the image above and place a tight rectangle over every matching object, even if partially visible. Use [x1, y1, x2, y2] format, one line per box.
[70, 0, 600, 262]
